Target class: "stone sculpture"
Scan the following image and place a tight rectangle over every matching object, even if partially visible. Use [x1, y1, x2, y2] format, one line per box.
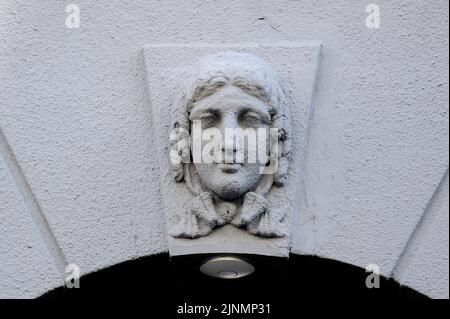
[169, 52, 292, 239]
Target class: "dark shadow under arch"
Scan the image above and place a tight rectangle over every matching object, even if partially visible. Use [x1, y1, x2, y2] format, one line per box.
[41, 253, 427, 303]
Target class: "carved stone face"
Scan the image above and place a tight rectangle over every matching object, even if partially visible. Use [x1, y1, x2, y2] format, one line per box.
[169, 52, 291, 239]
[190, 86, 271, 201]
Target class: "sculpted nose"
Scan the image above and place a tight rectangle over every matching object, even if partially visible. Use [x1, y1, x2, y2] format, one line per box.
[222, 143, 237, 164]
[219, 115, 238, 163]
[222, 144, 237, 153]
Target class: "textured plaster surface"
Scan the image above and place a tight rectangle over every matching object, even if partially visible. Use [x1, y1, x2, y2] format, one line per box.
[0, 0, 168, 277]
[393, 171, 449, 299]
[0, 0, 448, 298]
[0, 142, 61, 298]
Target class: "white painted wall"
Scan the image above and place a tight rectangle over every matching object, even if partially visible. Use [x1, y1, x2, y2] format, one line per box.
[393, 172, 449, 299]
[0, 0, 448, 298]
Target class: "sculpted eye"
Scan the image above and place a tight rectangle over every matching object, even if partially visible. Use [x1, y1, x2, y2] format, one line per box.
[239, 111, 263, 126]
[200, 112, 219, 128]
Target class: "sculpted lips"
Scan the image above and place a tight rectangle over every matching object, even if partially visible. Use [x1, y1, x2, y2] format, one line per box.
[217, 163, 240, 173]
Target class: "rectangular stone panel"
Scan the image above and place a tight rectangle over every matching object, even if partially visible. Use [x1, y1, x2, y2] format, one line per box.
[143, 42, 322, 257]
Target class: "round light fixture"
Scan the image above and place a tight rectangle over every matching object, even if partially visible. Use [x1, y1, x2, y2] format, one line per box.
[200, 256, 255, 279]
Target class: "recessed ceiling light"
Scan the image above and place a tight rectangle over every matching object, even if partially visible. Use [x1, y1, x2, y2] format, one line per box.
[200, 256, 255, 279]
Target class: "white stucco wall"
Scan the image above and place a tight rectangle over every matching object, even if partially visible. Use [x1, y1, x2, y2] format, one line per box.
[0, 0, 448, 298]
[393, 171, 449, 299]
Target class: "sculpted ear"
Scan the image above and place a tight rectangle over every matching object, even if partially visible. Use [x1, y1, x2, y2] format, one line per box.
[272, 106, 292, 187]
[273, 157, 289, 186]
[170, 124, 191, 182]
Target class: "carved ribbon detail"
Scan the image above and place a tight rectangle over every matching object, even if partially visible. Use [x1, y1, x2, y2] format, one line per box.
[170, 191, 285, 239]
